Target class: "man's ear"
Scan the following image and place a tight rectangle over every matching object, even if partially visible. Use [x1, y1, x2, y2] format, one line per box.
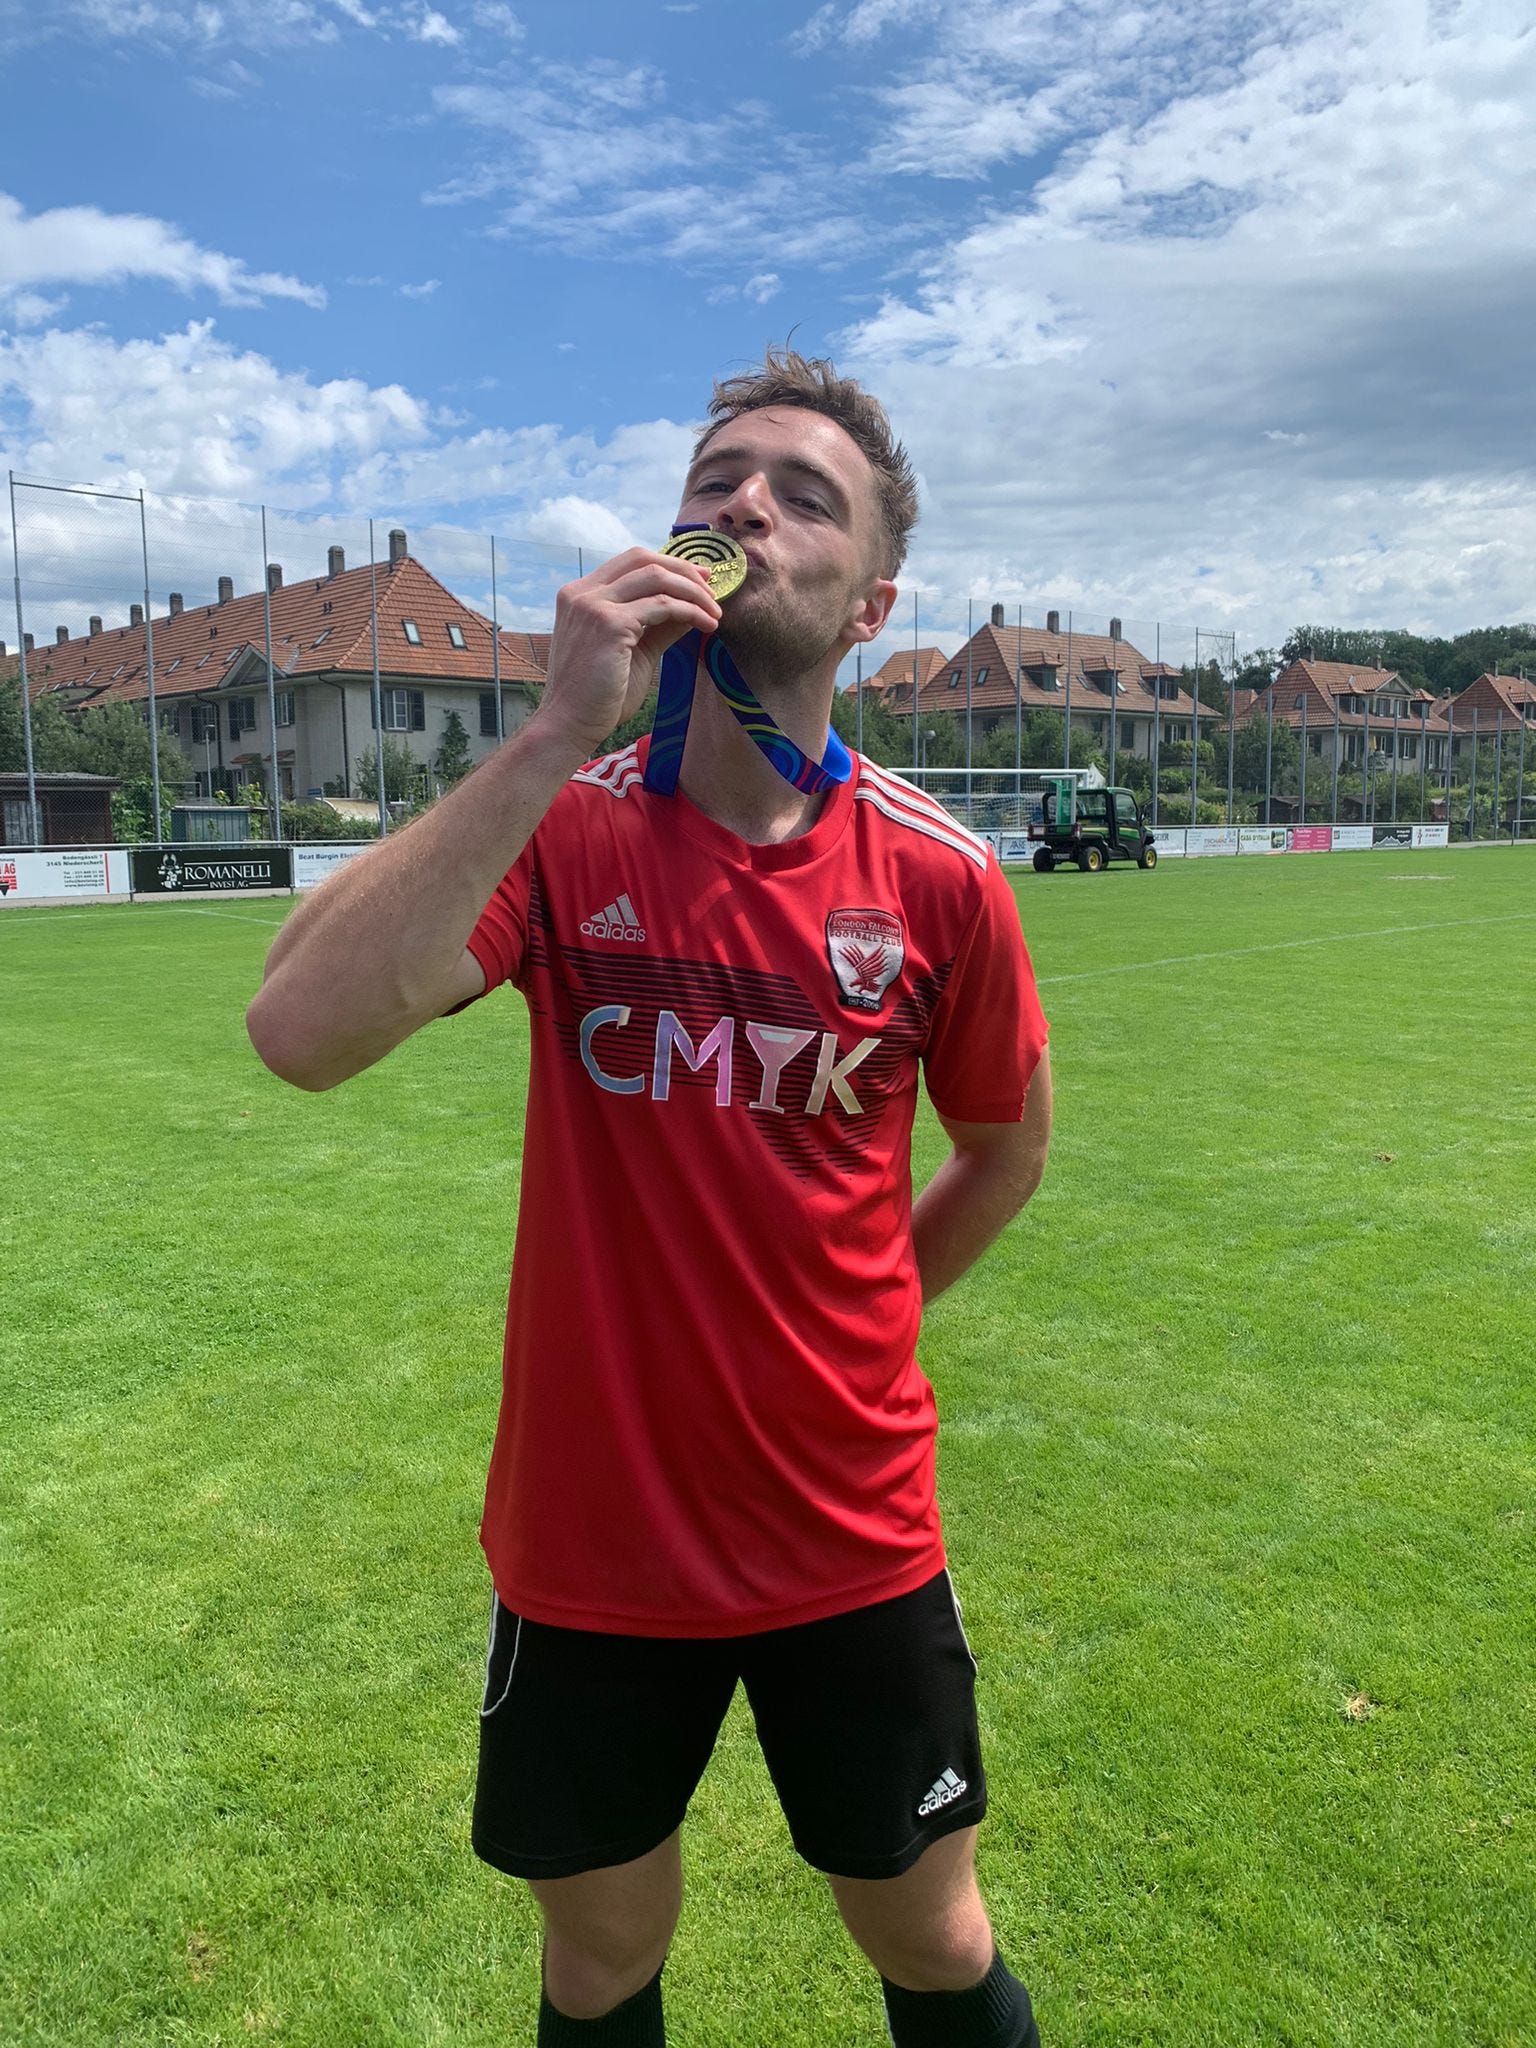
[847, 577, 900, 645]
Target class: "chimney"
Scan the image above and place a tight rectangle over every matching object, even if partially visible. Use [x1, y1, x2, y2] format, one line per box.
[89, 616, 102, 637]
[0, 640, 5, 658]
[23, 632, 34, 653]
[1109, 616, 1122, 640]
[989, 602, 1005, 628]
[328, 545, 346, 577]
[56, 625, 68, 644]
[169, 592, 184, 617]
[1046, 609, 1060, 635]
[267, 563, 283, 593]
[388, 527, 408, 566]
[130, 602, 144, 627]
[218, 576, 234, 604]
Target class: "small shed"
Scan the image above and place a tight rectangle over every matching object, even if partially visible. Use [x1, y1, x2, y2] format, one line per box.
[171, 803, 252, 845]
[1, 772, 119, 848]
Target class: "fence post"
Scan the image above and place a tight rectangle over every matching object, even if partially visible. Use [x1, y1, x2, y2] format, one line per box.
[1063, 611, 1073, 771]
[1391, 700, 1400, 820]
[1264, 683, 1274, 823]
[491, 534, 505, 744]
[1224, 635, 1235, 826]
[7, 472, 40, 846]
[1331, 688, 1341, 824]
[1469, 705, 1479, 838]
[260, 504, 283, 843]
[1516, 698, 1527, 841]
[964, 598, 973, 826]
[855, 645, 863, 757]
[1151, 622, 1161, 827]
[911, 589, 920, 776]
[369, 519, 387, 837]
[138, 490, 165, 846]
[1494, 708, 1504, 838]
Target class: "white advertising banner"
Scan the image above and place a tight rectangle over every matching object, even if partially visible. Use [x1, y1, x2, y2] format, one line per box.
[1331, 825, 1373, 851]
[1150, 829, 1187, 858]
[1184, 827, 1240, 858]
[293, 842, 372, 890]
[1239, 828, 1288, 855]
[1412, 823, 1450, 848]
[997, 832, 1036, 864]
[0, 847, 131, 903]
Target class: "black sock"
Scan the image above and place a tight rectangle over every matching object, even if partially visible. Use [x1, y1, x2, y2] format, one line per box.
[537, 1963, 665, 2046]
[881, 1950, 1039, 2048]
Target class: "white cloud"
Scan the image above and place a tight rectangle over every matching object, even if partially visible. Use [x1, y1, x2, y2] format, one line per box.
[409, 5, 458, 42]
[0, 193, 324, 310]
[830, 0, 1536, 641]
[398, 277, 442, 298]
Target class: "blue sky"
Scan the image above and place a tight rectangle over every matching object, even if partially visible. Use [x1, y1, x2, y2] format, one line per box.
[2, 0, 1534, 669]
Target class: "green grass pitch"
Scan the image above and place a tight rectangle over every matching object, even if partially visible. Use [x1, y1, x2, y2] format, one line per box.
[2, 847, 1533, 2047]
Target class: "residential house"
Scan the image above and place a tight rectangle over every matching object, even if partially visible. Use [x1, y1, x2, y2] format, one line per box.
[6, 531, 546, 804]
[1242, 659, 1446, 775]
[882, 604, 1216, 760]
[1431, 671, 1536, 763]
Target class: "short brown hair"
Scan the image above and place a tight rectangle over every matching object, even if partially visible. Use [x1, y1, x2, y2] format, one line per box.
[694, 346, 919, 577]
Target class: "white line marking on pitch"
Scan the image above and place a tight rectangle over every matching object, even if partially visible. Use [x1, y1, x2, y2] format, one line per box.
[1036, 911, 1536, 986]
[0, 904, 285, 928]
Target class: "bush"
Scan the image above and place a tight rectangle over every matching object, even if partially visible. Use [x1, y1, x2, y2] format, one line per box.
[282, 801, 378, 842]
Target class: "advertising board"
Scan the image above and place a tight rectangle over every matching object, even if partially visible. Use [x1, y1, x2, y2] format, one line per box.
[1372, 824, 1415, 849]
[1150, 829, 1187, 857]
[1412, 823, 1450, 848]
[130, 846, 294, 894]
[1288, 826, 1333, 852]
[1184, 828, 1239, 857]
[1239, 828, 1288, 855]
[293, 843, 372, 889]
[1331, 825, 1373, 851]
[0, 847, 131, 903]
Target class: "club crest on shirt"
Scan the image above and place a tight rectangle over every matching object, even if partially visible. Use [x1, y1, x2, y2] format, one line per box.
[826, 906, 905, 1013]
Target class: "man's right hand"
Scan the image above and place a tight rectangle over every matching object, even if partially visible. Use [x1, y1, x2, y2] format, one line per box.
[536, 548, 723, 761]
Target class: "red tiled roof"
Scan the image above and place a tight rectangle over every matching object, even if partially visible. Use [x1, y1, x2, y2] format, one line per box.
[868, 646, 950, 701]
[895, 622, 1215, 721]
[11, 552, 547, 709]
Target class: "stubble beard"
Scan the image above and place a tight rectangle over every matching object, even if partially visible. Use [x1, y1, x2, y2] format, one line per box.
[715, 580, 847, 700]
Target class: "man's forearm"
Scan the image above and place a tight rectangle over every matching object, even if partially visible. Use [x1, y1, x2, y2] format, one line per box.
[247, 712, 584, 1089]
[911, 1148, 1043, 1302]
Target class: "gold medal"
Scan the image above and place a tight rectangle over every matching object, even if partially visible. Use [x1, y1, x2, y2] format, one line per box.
[660, 528, 748, 602]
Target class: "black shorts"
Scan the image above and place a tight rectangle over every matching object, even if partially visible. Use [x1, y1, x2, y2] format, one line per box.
[472, 1568, 986, 1882]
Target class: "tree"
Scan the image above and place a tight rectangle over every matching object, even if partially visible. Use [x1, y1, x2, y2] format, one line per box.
[355, 738, 426, 803]
[434, 709, 473, 788]
[1231, 711, 1301, 793]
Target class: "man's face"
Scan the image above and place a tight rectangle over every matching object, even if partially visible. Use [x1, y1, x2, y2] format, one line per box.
[676, 406, 897, 681]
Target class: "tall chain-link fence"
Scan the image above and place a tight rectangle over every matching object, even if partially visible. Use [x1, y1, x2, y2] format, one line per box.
[3, 473, 1530, 852]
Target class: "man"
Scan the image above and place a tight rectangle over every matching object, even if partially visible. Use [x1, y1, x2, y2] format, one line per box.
[247, 349, 1052, 2047]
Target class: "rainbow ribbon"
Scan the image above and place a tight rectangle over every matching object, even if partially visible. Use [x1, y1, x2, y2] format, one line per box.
[642, 527, 853, 798]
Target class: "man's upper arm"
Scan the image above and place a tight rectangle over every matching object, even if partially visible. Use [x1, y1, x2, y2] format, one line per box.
[441, 946, 488, 1017]
[936, 1047, 1052, 1189]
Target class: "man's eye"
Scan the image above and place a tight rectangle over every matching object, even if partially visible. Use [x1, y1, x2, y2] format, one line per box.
[795, 496, 827, 515]
[695, 479, 730, 494]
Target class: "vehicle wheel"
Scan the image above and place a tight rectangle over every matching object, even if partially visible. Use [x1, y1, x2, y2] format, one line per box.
[1033, 848, 1055, 873]
[1083, 844, 1106, 872]
[1138, 845, 1158, 869]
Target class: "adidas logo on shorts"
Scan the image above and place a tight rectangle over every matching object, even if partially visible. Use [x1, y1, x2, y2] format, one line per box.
[917, 1767, 968, 1818]
[581, 892, 646, 942]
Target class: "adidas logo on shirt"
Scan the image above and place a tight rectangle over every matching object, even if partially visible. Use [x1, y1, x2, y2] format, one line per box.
[581, 892, 646, 942]
[917, 1768, 968, 1818]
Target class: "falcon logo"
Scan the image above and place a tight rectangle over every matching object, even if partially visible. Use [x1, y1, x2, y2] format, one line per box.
[826, 907, 904, 1013]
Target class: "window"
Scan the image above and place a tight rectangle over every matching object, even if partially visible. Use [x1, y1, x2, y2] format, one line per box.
[480, 692, 499, 737]
[195, 653, 214, 670]
[1294, 694, 1305, 709]
[973, 666, 987, 687]
[401, 619, 423, 646]
[377, 688, 425, 731]
[275, 690, 294, 728]
[165, 658, 182, 675]
[228, 696, 256, 739]
[948, 672, 960, 688]
[448, 623, 467, 651]
[313, 628, 332, 647]
[190, 706, 217, 744]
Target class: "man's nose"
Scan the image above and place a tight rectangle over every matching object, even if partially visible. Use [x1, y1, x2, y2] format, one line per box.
[715, 471, 773, 533]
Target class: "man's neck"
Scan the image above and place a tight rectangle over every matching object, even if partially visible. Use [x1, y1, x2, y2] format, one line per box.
[674, 650, 841, 846]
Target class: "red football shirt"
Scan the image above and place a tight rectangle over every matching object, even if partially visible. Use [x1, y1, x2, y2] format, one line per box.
[457, 737, 1048, 1637]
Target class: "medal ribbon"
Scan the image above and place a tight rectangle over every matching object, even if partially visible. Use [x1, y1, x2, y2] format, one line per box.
[642, 527, 853, 797]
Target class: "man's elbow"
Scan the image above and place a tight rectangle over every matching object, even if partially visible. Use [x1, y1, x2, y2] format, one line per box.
[246, 989, 340, 1092]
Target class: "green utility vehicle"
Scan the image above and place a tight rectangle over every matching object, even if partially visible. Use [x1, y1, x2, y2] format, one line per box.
[1028, 776, 1158, 873]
